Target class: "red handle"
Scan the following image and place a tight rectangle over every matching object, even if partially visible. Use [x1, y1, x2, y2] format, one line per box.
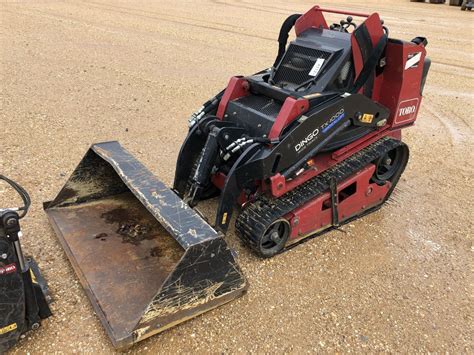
[295, 6, 372, 37]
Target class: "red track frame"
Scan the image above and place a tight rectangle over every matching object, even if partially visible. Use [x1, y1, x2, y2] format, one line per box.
[285, 163, 390, 240]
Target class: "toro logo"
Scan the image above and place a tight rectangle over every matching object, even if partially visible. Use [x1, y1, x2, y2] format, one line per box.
[395, 98, 419, 125]
[399, 106, 416, 116]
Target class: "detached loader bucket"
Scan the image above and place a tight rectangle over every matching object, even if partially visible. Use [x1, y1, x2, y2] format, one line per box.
[44, 142, 247, 349]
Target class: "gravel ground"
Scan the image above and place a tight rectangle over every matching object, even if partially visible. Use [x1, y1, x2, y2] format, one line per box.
[1, 0, 473, 353]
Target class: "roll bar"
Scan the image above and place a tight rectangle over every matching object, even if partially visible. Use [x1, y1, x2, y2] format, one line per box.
[314, 7, 370, 18]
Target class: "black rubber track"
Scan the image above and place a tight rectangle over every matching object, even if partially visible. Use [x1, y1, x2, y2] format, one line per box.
[235, 137, 408, 257]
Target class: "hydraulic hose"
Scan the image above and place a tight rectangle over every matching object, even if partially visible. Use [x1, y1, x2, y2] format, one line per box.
[0, 175, 31, 218]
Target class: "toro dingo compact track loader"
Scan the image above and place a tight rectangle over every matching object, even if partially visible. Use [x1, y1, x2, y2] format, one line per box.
[44, 5, 429, 349]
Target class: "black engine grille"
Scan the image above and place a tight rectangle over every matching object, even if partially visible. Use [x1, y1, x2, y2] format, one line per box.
[235, 95, 282, 117]
[272, 44, 331, 87]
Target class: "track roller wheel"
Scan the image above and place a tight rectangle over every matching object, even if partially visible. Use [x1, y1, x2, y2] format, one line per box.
[371, 144, 409, 185]
[253, 219, 290, 258]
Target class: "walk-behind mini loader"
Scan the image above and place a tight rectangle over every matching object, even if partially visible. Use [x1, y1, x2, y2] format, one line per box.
[0, 176, 51, 353]
[44, 6, 430, 349]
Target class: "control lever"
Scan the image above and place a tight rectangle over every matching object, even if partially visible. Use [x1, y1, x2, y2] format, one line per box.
[330, 16, 357, 32]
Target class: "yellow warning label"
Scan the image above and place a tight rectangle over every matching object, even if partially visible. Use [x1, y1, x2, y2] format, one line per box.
[0, 323, 17, 335]
[222, 212, 228, 225]
[30, 269, 38, 284]
[360, 113, 374, 123]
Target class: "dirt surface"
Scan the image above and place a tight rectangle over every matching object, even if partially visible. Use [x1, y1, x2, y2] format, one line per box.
[1, 0, 473, 353]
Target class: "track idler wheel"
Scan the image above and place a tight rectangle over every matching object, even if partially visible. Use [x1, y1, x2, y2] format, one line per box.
[254, 219, 290, 258]
[371, 145, 409, 185]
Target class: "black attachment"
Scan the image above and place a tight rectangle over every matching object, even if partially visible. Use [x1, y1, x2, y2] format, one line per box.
[44, 142, 247, 348]
[0, 178, 51, 353]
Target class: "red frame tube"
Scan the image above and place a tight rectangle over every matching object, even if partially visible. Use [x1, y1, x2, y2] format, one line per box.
[315, 7, 370, 18]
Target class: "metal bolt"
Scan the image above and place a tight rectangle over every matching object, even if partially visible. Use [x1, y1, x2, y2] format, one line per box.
[224, 134, 229, 140]
[1, 253, 7, 259]
[31, 323, 40, 330]
[366, 187, 373, 196]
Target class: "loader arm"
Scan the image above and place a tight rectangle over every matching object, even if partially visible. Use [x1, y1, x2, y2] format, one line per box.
[215, 93, 390, 231]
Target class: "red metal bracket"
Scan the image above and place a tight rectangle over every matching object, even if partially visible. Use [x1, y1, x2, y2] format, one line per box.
[350, 13, 384, 82]
[315, 7, 370, 18]
[295, 6, 329, 35]
[295, 6, 371, 36]
[288, 164, 390, 239]
[216, 77, 249, 119]
[268, 97, 309, 140]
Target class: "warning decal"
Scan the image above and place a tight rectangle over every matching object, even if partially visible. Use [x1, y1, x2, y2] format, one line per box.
[0, 263, 17, 276]
[405, 52, 421, 70]
[309, 58, 325, 77]
[0, 323, 17, 335]
[360, 113, 374, 124]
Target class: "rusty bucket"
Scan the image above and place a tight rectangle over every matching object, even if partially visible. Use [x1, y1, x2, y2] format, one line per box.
[44, 142, 247, 349]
